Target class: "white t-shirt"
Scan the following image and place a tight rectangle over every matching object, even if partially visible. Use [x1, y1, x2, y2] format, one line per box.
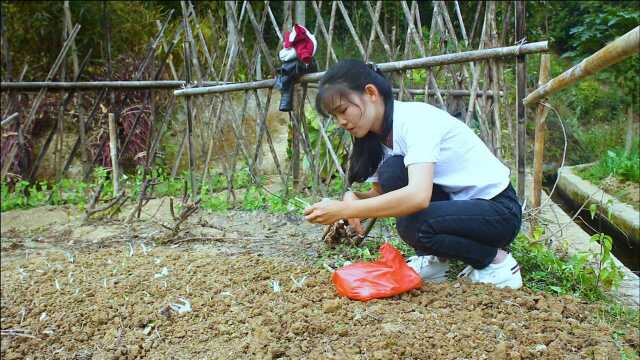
[367, 101, 510, 201]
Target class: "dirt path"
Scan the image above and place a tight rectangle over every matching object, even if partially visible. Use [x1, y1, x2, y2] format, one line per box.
[1, 203, 638, 359]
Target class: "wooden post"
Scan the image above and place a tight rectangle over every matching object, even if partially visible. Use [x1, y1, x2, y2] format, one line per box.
[182, 42, 196, 200]
[290, 0, 301, 190]
[515, 1, 526, 200]
[64, 0, 82, 181]
[108, 113, 120, 196]
[79, 101, 88, 177]
[624, 108, 637, 156]
[532, 54, 551, 211]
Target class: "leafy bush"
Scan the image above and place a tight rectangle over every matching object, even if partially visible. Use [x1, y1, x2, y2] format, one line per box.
[579, 147, 640, 184]
[1, 179, 91, 212]
[511, 230, 623, 302]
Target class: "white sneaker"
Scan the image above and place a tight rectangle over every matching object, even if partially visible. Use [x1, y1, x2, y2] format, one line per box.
[407, 255, 449, 283]
[458, 253, 522, 289]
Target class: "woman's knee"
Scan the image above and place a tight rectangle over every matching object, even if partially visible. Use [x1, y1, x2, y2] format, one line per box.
[378, 155, 408, 193]
[396, 214, 438, 252]
[396, 216, 422, 248]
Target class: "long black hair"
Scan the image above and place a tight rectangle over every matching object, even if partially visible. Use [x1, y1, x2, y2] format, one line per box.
[315, 60, 394, 184]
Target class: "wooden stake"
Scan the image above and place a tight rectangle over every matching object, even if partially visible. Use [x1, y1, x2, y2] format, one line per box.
[515, 1, 527, 200]
[624, 108, 637, 156]
[532, 54, 551, 210]
[183, 42, 196, 199]
[108, 113, 119, 196]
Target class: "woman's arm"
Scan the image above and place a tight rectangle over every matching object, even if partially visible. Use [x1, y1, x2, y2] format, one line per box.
[351, 182, 382, 199]
[304, 163, 434, 224]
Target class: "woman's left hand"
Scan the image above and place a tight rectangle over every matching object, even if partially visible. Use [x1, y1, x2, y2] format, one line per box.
[304, 199, 346, 225]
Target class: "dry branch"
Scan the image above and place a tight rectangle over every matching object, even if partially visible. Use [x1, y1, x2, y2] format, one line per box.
[166, 198, 201, 237]
[83, 187, 127, 223]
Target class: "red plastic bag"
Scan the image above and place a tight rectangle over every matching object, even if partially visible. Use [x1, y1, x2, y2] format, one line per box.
[332, 243, 422, 301]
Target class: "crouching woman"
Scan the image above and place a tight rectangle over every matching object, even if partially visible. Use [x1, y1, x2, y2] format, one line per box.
[304, 60, 522, 289]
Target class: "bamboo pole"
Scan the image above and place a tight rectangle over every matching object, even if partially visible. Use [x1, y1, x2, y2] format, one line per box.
[183, 42, 196, 200]
[0, 80, 227, 91]
[306, 83, 503, 97]
[104, 1, 115, 111]
[326, 1, 338, 69]
[173, 41, 549, 97]
[310, 1, 338, 65]
[469, 1, 484, 45]
[0, 112, 19, 128]
[28, 50, 92, 183]
[2, 65, 27, 120]
[364, 0, 382, 62]
[487, 2, 502, 158]
[336, 1, 367, 59]
[55, 17, 67, 183]
[1, 23, 80, 180]
[524, 26, 640, 107]
[61, 90, 107, 176]
[108, 113, 120, 196]
[245, 2, 275, 73]
[1, 7, 12, 88]
[532, 54, 551, 210]
[515, 1, 527, 200]
[624, 108, 637, 156]
[364, 1, 393, 60]
[180, 1, 203, 84]
[89, 10, 175, 176]
[454, 1, 468, 47]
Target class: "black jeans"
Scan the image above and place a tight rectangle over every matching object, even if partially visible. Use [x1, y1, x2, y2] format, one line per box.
[378, 155, 522, 269]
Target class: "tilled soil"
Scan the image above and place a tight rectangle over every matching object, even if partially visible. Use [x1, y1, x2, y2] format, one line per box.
[1, 204, 638, 359]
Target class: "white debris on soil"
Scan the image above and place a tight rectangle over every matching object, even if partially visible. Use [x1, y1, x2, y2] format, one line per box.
[169, 297, 192, 314]
[154, 267, 169, 278]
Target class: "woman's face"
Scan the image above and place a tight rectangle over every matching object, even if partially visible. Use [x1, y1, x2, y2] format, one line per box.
[326, 86, 383, 138]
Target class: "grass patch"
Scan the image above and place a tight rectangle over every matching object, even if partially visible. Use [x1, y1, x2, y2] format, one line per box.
[578, 147, 640, 185]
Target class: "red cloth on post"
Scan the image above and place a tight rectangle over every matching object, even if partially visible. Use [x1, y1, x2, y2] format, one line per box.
[283, 23, 316, 64]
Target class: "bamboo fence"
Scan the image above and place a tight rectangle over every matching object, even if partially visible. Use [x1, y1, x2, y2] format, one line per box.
[1, 1, 551, 210]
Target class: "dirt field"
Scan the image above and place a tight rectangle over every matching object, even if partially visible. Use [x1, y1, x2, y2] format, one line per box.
[1, 201, 638, 359]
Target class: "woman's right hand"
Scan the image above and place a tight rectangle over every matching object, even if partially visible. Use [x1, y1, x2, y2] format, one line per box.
[342, 191, 364, 235]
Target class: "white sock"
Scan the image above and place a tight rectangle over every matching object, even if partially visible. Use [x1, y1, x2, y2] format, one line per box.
[491, 249, 508, 264]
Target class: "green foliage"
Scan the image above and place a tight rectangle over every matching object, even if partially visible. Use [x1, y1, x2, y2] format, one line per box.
[511, 227, 624, 302]
[539, 66, 634, 166]
[1, 178, 91, 212]
[579, 147, 640, 184]
[315, 216, 415, 268]
[316, 234, 416, 269]
[598, 302, 640, 358]
[2, 2, 166, 79]
[200, 193, 230, 213]
[542, 1, 640, 102]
